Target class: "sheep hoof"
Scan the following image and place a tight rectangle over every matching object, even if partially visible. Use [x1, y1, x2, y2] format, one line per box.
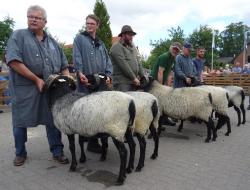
[204, 138, 210, 143]
[100, 156, 106, 162]
[237, 123, 241, 127]
[135, 167, 142, 172]
[225, 132, 230, 136]
[69, 165, 77, 172]
[126, 167, 133, 174]
[177, 129, 182, 133]
[212, 137, 217, 141]
[242, 121, 246, 124]
[115, 179, 124, 186]
[147, 134, 153, 139]
[79, 157, 86, 163]
[150, 154, 157, 160]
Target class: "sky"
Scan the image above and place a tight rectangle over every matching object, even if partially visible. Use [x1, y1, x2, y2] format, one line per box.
[1, 0, 250, 56]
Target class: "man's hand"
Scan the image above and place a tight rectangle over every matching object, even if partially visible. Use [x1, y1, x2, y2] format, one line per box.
[35, 77, 45, 92]
[106, 77, 111, 84]
[185, 77, 191, 85]
[78, 72, 89, 85]
[133, 78, 140, 86]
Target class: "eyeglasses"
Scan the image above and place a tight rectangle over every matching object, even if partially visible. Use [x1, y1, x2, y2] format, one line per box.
[86, 22, 96, 26]
[27, 16, 44, 21]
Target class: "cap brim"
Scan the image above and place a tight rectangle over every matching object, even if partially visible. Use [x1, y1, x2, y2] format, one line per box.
[118, 31, 136, 37]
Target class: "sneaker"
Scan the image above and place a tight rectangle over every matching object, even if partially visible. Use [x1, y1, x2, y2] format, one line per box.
[13, 156, 26, 166]
[87, 141, 102, 154]
[247, 105, 250, 110]
[53, 155, 69, 164]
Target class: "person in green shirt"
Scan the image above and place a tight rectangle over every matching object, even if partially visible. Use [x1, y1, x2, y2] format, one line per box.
[151, 42, 181, 85]
[150, 42, 181, 127]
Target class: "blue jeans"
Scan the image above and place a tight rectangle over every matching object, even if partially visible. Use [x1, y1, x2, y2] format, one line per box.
[13, 125, 64, 157]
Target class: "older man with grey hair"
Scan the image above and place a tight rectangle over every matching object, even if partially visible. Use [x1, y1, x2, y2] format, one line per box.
[6, 5, 69, 166]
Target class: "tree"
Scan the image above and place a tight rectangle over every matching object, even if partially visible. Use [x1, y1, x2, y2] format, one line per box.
[93, 0, 112, 50]
[188, 25, 220, 64]
[168, 26, 185, 44]
[219, 22, 250, 57]
[0, 16, 15, 59]
[63, 47, 73, 64]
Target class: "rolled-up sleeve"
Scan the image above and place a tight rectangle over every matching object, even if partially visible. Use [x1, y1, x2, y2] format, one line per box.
[73, 36, 83, 72]
[174, 55, 186, 80]
[6, 31, 23, 65]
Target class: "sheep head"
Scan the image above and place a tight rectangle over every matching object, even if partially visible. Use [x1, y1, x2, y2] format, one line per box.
[44, 74, 76, 92]
[85, 73, 111, 92]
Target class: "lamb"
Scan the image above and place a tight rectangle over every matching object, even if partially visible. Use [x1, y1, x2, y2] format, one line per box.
[141, 77, 216, 142]
[125, 91, 160, 173]
[44, 74, 136, 185]
[224, 86, 246, 126]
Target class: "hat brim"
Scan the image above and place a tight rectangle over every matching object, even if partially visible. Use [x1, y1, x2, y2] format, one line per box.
[118, 31, 136, 37]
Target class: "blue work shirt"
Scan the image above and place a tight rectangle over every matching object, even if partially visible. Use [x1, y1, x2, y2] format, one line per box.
[174, 54, 198, 88]
[6, 28, 68, 128]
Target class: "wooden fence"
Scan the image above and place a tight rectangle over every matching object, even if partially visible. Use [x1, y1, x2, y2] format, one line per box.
[0, 72, 10, 109]
[203, 74, 250, 95]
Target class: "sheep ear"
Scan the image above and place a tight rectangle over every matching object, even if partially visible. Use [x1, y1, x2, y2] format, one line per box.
[44, 74, 60, 91]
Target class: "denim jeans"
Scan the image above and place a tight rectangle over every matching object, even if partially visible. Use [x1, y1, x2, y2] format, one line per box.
[13, 125, 64, 157]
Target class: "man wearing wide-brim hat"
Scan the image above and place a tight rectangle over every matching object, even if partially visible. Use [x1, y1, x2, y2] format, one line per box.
[110, 25, 144, 91]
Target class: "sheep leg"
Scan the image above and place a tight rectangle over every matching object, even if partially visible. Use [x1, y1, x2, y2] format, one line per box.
[125, 129, 136, 174]
[233, 106, 241, 126]
[135, 133, 146, 172]
[149, 124, 159, 160]
[78, 135, 86, 163]
[67, 134, 77, 171]
[112, 137, 127, 186]
[177, 120, 184, 132]
[211, 117, 217, 141]
[204, 118, 213, 143]
[100, 136, 108, 161]
[240, 103, 246, 124]
[216, 114, 231, 136]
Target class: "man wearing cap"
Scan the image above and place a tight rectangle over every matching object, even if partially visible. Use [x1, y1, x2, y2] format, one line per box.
[193, 47, 206, 83]
[110, 25, 144, 91]
[73, 14, 112, 153]
[174, 42, 198, 88]
[151, 42, 181, 85]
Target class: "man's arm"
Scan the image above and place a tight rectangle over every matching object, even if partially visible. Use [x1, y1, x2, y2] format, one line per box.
[9, 61, 44, 92]
[157, 66, 165, 84]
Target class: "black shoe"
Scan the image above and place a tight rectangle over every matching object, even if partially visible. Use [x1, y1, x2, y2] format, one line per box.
[87, 140, 102, 154]
[13, 156, 26, 166]
[247, 105, 250, 110]
[53, 155, 69, 164]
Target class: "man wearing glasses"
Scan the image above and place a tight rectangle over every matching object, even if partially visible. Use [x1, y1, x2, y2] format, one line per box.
[6, 5, 70, 166]
[73, 14, 112, 153]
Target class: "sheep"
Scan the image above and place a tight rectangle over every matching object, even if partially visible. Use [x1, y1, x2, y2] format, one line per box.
[224, 86, 246, 126]
[193, 85, 231, 136]
[140, 77, 216, 142]
[125, 91, 160, 173]
[44, 74, 136, 185]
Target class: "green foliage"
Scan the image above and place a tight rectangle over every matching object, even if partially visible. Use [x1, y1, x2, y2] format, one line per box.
[94, 0, 112, 51]
[219, 22, 250, 57]
[0, 16, 15, 59]
[63, 47, 73, 64]
[168, 26, 185, 44]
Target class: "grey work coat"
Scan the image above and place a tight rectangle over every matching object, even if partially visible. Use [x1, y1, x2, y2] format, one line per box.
[6, 29, 68, 128]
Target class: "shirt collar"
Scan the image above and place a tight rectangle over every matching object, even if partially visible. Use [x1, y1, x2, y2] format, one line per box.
[28, 28, 48, 41]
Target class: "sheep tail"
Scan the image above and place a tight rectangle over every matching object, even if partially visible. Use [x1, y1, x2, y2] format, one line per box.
[128, 100, 136, 127]
[152, 100, 158, 118]
[240, 89, 245, 103]
[208, 93, 213, 105]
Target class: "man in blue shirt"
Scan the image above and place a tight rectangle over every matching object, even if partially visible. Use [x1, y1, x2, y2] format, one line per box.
[193, 47, 205, 82]
[174, 42, 198, 88]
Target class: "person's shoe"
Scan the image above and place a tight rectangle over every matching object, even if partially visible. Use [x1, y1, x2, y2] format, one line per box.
[247, 105, 250, 110]
[13, 156, 26, 166]
[87, 141, 102, 154]
[160, 117, 176, 126]
[53, 155, 69, 164]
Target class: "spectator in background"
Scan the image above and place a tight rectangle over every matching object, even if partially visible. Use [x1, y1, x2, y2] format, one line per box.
[232, 62, 242, 73]
[222, 64, 232, 75]
[193, 47, 205, 82]
[242, 64, 250, 74]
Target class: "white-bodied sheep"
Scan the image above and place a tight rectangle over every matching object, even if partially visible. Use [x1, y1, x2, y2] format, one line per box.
[192, 85, 231, 136]
[224, 86, 246, 126]
[45, 74, 136, 185]
[141, 78, 216, 142]
[125, 91, 160, 172]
